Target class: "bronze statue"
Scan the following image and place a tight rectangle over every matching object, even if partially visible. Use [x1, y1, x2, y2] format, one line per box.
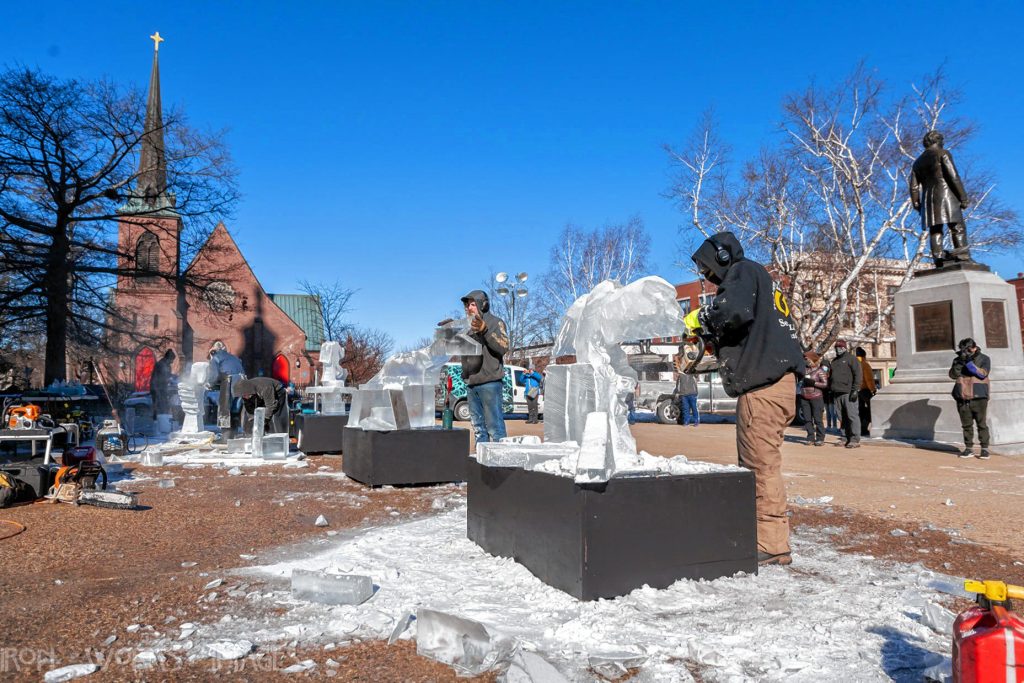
[909, 130, 971, 267]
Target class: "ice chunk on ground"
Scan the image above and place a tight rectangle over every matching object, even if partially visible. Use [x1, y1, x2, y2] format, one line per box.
[282, 659, 316, 673]
[203, 639, 254, 660]
[791, 495, 834, 505]
[261, 433, 290, 460]
[291, 569, 373, 605]
[588, 650, 649, 680]
[920, 602, 956, 635]
[890, 529, 910, 537]
[416, 608, 518, 676]
[227, 467, 242, 476]
[43, 663, 99, 682]
[314, 515, 329, 527]
[505, 651, 570, 683]
[388, 611, 415, 644]
[132, 651, 157, 668]
[141, 452, 163, 466]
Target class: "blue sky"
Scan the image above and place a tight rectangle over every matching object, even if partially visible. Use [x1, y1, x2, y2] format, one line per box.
[3, 1, 1023, 348]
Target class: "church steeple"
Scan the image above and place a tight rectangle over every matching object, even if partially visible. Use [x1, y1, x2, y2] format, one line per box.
[136, 32, 170, 207]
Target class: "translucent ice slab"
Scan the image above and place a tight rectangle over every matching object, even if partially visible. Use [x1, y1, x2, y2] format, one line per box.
[291, 569, 373, 605]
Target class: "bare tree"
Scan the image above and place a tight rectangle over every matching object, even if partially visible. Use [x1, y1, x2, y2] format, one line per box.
[298, 279, 356, 342]
[342, 327, 395, 385]
[538, 217, 653, 338]
[0, 67, 238, 384]
[666, 65, 1020, 354]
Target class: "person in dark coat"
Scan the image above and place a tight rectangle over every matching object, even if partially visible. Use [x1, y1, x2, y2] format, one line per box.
[150, 349, 176, 417]
[208, 341, 246, 439]
[460, 290, 510, 442]
[233, 377, 288, 436]
[686, 231, 804, 566]
[909, 130, 971, 267]
[828, 340, 862, 448]
[799, 351, 829, 446]
[949, 337, 991, 459]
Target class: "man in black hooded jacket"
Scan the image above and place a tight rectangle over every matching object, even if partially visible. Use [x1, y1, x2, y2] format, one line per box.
[233, 376, 289, 436]
[460, 290, 510, 442]
[686, 232, 804, 566]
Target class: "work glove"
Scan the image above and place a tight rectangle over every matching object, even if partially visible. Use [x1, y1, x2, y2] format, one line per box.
[965, 361, 984, 379]
[470, 315, 487, 333]
[849, 391, 858, 401]
[683, 308, 703, 337]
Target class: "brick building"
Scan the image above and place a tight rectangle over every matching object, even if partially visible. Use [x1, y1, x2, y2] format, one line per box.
[106, 41, 322, 393]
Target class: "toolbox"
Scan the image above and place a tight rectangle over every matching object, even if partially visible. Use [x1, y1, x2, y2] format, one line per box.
[0, 458, 58, 498]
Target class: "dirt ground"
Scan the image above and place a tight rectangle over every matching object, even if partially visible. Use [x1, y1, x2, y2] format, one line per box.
[1, 418, 1021, 681]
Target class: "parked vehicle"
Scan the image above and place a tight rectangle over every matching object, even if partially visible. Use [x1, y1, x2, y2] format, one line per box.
[640, 371, 737, 424]
[436, 363, 544, 422]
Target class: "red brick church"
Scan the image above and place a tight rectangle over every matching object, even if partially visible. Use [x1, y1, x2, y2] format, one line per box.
[107, 40, 322, 393]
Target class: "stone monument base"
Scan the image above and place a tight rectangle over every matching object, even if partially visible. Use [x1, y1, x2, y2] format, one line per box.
[467, 458, 757, 600]
[296, 414, 348, 454]
[341, 426, 470, 486]
[870, 267, 1024, 454]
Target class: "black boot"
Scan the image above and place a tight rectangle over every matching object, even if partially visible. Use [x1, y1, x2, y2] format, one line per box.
[950, 222, 972, 262]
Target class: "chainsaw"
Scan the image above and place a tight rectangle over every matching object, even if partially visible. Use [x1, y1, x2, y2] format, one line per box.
[5, 404, 41, 429]
[47, 446, 138, 510]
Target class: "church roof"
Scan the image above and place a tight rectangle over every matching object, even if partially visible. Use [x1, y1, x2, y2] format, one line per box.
[268, 294, 325, 351]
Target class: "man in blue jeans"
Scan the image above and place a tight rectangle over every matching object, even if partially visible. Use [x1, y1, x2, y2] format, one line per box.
[675, 369, 700, 426]
[460, 290, 510, 442]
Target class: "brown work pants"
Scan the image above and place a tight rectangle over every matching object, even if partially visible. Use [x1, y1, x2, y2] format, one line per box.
[736, 373, 796, 556]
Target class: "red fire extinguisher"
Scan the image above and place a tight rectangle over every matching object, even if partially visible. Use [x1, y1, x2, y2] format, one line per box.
[953, 579, 1024, 682]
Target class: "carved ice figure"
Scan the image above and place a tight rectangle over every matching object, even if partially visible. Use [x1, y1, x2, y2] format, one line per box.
[178, 361, 213, 434]
[544, 276, 686, 481]
[320, 341, 348, 385]
[348, 319, 479, 431]
[433, 318, 483, 357]
[251, 406, 266, 458]
[305, 341, 351, 415]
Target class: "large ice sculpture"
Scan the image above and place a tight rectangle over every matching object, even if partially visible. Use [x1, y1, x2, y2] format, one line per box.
[304, 340, 352, 415]
[178, 362, 213, 434]
[347, 319, 481, 430]
[477, 276, 686, 482]
[549, 277, 686, 480]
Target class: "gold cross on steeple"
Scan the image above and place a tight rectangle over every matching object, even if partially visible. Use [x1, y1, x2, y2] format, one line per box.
[150, 31, 164, 52]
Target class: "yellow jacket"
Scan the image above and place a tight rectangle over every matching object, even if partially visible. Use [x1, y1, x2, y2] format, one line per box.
[860, 359, 876, 393]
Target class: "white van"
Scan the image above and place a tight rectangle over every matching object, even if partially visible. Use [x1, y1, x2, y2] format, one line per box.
[437, 363, 544, 421]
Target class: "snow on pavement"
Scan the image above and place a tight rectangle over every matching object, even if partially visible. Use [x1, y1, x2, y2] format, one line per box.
[144, 499, 959, 682]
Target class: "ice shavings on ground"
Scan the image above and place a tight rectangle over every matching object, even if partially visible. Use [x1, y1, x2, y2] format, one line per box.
[153, 501, 958, 681]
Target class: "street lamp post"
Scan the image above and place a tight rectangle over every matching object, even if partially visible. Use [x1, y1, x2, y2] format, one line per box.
[495, 271, 528, 363]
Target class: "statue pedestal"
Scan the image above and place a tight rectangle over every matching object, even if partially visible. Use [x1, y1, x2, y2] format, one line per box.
[870, 267, 1024, 453]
